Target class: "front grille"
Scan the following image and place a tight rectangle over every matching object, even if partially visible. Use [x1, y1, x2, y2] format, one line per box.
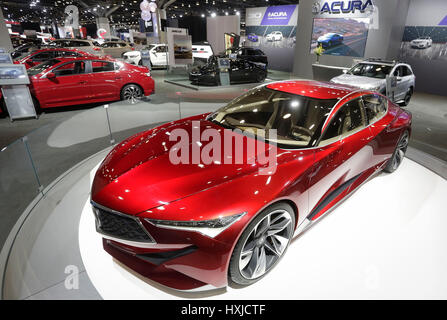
[92, 204, 154, 243]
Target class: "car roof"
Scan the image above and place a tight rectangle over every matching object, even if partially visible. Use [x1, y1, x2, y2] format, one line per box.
[52, 56, 115, 63]
[266, 80, 360, 100]
[33, 48, 84, 53]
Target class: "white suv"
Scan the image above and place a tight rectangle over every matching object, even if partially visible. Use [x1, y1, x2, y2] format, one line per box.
[331, 59, 416, 106]
[124, 44, 167, 67]
[266, 31, 283, 42]
[410, 36, 433, 49]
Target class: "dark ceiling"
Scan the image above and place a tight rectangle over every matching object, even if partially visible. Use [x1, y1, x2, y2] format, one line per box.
[0, 0, 299, 26]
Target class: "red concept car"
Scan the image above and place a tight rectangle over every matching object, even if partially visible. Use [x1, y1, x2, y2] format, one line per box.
[91, 80, 412, 291]
[13, 48, 94, 69]
[26, 56, 154, 109]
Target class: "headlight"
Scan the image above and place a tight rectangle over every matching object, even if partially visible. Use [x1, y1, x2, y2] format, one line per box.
[145, 212, 246, 238]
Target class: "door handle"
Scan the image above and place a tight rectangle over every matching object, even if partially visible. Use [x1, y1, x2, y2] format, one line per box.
[79, 80, 88, 84]
[115, 77, 122, 80]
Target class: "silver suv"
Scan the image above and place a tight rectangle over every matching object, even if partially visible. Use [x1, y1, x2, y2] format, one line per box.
[330, 59, 415, 106]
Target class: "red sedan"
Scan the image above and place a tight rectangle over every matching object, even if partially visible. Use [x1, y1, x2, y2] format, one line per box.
[27, 56, 154, 109]
[91, 80, 411, 290]
[13, 48, 94, 69]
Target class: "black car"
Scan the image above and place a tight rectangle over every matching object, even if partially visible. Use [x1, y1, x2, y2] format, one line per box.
[225, 47, 268, 67]
[189, 57, 267, 86]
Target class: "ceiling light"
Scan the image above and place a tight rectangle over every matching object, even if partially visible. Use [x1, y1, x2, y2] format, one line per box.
[211, 12, 216, 17]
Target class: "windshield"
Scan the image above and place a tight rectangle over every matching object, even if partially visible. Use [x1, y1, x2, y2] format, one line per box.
[27, 59, 61, 76]
[207, 87, 338, 148]
[348, 63, 392, 79]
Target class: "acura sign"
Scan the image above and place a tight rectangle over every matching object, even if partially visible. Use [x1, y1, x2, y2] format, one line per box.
[314, 0, 374, 15]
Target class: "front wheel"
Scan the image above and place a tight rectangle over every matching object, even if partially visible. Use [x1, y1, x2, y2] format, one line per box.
[256, 72, 266, 83]
[383, 130, 409, 173]
[121, 84, 143, 103]
[228, 202, 295, 286]
[399, 88, 413, 107]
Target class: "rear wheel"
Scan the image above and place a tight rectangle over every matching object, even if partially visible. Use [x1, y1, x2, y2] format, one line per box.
[383, 130, 409, 173]
[228, 202, 295, 286]
[121, 84, 143, 103]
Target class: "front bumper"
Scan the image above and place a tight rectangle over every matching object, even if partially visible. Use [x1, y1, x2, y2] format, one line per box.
[411, 43, 428, 48]
[92, 202, 239, 290]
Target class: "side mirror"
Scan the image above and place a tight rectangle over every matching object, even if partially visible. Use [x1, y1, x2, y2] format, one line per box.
[46, 72, 56, 79]
[343, 69, 348, 74]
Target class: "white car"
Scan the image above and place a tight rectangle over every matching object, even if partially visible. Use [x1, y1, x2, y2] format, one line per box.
[266, 31, 283, 42]
[410, 36, 433, 49]
[123, 44, 167, 67]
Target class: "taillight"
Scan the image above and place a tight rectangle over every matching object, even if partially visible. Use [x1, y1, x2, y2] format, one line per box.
[131, 47, 135, 51]
[93, 47, 101, 51]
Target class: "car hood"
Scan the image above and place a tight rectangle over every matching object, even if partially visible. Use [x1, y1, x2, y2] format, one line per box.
[331, 73, 385, 89]
[91, 114, 275, 215]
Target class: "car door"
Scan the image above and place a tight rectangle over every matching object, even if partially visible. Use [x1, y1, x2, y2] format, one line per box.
[229, 60, 245, 83]
[151, 45, 167, 65]
[308, 97, 372, 221]
[363, 94, 400, 167]
[36, 60, 92, 107]
[89, 60, 123, 100]
[399, 65, 413, 95]
[393, 66, 407, 101]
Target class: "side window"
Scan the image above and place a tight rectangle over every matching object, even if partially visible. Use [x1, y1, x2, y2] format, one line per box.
[394, 66, 403, 77]
[92, 61, 115, 73]
[363, 94, 387, 124]
[319, 98, 367, 145]
[402, 66, 412, 76]
[32, 51, 54, 61]
[53, 61, 86, 76]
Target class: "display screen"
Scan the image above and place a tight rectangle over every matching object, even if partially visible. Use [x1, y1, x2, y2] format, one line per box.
[0, 65, 26, 79]
[0, 54, 12, 64]
[218, 58, 230, 69]
[310, 18, 370, 57]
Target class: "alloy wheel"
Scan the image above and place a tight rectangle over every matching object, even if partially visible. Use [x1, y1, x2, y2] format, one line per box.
[391, 131, 409, 171]
[123, 85, 142, 104]
[239, 209, 293, 280]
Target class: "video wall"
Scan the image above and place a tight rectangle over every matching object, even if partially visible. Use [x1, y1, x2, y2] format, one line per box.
[399, 26, 447, 61]
[310, 18, 370, 57]
[244, 5, 298, 71]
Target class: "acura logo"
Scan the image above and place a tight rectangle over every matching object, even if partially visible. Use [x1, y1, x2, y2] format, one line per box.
[314, 0, 374, 14]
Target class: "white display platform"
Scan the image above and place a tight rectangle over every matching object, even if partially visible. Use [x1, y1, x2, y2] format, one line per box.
[79, 159, 447, 299]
